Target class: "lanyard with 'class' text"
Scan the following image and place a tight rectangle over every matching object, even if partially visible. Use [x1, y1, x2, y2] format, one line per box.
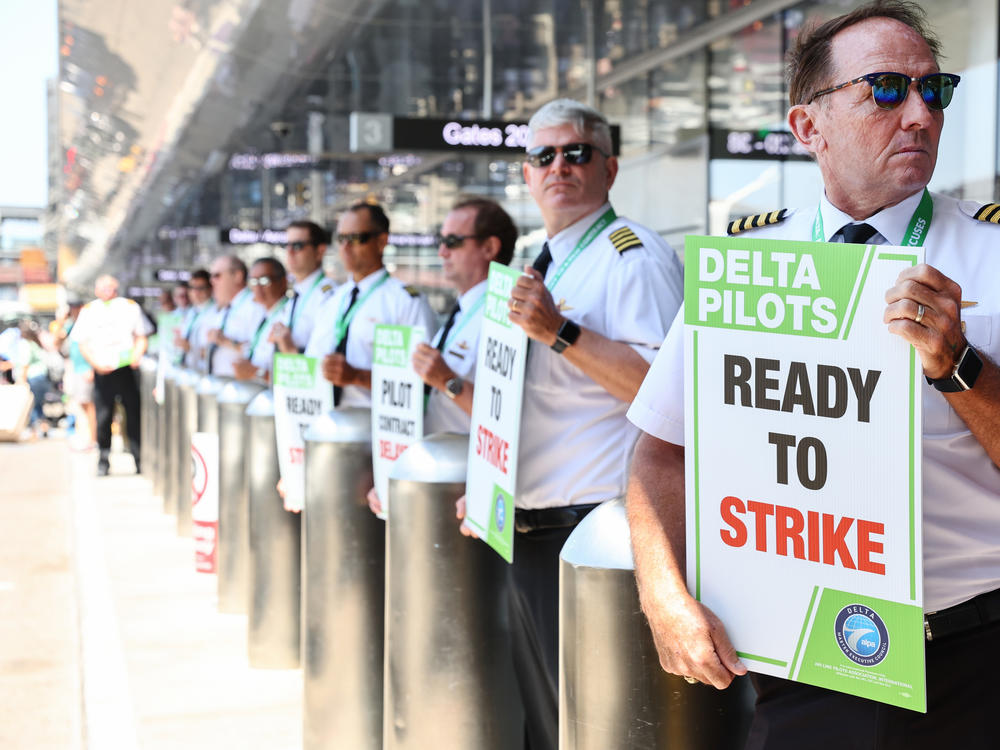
[330, 270, 391, 351]
[544, 206, 618, 291]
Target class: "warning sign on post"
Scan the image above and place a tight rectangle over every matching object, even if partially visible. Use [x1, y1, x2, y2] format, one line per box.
[684, 234, 925, 711]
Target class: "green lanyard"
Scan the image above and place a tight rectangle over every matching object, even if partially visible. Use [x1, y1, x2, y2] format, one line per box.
[247, 296, 289, 359]
[183, 304, 207, 339]
[545, 206, 618, 291]
[439, 293, 485, 352]
[812, 188, 933, 247]
[290, 272, 325, 330]
[331, 270, 391, 350]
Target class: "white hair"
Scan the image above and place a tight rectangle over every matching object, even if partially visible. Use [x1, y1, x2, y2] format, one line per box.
[526, 98, 613, 155]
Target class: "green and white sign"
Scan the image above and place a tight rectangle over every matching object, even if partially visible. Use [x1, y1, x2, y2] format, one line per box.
[684, 234, 925, 712]
[464, 262, 528, 562]
[371, 324, 425, 518]
[154, 310, 183, 405]
[273, 353, 332, 512]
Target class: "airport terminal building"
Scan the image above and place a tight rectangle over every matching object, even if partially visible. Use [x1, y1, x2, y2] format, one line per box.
[51, 0, 997, 305]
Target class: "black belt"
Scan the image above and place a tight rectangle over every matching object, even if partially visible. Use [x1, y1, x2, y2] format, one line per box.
[514, 503, 599, 534]
[924, 587, 1000, 641]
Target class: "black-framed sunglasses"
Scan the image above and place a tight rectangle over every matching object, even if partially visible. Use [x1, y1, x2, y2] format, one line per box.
[436, 233, 484, 249]
[286, 241, 314, 251]
[336, 231, 381, 245]
[248, 275, 280, 287]
[808, 71, 960, 111]
[525, 142, 609, 168]
[189, 284, 211, 292]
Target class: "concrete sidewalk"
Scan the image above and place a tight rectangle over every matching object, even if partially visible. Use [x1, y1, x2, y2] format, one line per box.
[1, 437, 302, 750]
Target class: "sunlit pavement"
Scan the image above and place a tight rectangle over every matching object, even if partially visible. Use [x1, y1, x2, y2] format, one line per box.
[0, 434, 302, 750]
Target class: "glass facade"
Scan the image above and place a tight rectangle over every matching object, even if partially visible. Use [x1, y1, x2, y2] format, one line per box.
[53, 0, 1000, 310]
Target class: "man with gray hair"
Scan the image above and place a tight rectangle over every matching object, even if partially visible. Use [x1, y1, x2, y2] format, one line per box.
[490, 97, 683, 748]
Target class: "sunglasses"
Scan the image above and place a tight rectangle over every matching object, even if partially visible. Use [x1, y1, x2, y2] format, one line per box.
[525, 142, 609, 168]
[286, 241, 314, 251]
[809, 71, 960, 110]
[436, 233, 484, 249]
[248, 275, 281, 287]
[189, 284, 210, 292]
[336, 231, 381, 245]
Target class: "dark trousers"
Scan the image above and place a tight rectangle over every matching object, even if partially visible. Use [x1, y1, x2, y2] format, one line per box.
[94, 366, 140, 460]
[510, 525, 575, 750]
[745, 618, 999, 749]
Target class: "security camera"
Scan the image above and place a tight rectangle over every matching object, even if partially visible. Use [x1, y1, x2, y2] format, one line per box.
[270, 121, 293, 139]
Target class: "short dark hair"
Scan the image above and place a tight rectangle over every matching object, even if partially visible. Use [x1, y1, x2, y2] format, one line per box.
[787, 1, 942, 107]
[286, 220, 329, 246]
[452, 197, 519, 266]
[189, 269, 210, 286]
[251, 256, 286, 279]
[347, 201, 390, 235]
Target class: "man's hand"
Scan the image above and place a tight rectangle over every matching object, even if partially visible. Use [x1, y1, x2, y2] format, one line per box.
[508, 265, 563, 345]
[173, 331, 191, 352]
[884, 263, 965, 379]
[205, 328, 225, 345]
[268, 322, 297, 354]
[455, 495, 479, 538]
[411, 343, 455, 391]
[367, 487, 383, 516]
[322, 353, 357, 386]
[232, 358, 257, 381]
[639, 587, 745, 689]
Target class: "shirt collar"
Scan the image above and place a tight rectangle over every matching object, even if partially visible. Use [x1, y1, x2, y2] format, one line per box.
[353, 267, 388, 293]
[546, 201, 613, 263]
[294, 268, 323, 294]
[819, 188, 926, 245]
[457, 279, 487, 313]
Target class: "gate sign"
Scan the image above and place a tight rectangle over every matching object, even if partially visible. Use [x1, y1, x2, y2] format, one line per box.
[273, 354, 333, 512]
[683, 234, 925, 712]
[191, 431, 219, 573]
[464, 263, 528, 562]
[371, 324, 426, 518]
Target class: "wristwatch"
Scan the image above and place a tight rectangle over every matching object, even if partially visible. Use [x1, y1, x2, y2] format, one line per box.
[925, 343, 983, 392]
[550, 318, 581, 354]
[444, 377, 464, 400]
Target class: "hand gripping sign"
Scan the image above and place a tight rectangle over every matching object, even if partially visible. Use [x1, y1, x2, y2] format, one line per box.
[684, 234, 925, 711]
[464, 263, 528, 562]
[371, 324, 426, 518]
[272, 354, 334, 512]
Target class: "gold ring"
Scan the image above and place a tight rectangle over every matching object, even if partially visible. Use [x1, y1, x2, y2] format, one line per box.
[512, 299, 519, 312]
[683, 676, 699, 685]
[915, 303, 925, 324]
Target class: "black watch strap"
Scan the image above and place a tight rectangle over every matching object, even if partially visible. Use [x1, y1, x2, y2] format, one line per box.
[925, 344, 983, 392]
[551, 319, 581, 354]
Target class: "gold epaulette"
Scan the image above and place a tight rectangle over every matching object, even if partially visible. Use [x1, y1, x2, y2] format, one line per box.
[973, 203, 1000, 223]
[608, 226, 643, 254]
[728, 209, 789, 235]
[403, 284, 420, 298]
[321, 283, 333, 293]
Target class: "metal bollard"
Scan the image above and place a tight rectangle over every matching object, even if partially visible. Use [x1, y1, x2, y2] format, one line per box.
[384, 433, 522, 750]
[162, 367, 179, 515]
[559, 499, 755, 749]
[152, 364, 167, 501]
[139, 357, 157, 478]
[175, 368, 201, 537]
[245, 388, 300, 668]
[301, 408, 381, 750]
[196, 375, 229, 435]
[216, 380, 266, 613]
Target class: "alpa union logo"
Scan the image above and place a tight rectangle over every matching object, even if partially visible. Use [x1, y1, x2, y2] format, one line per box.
[494, 492, 506, 532]
[834, 604, 890, 667]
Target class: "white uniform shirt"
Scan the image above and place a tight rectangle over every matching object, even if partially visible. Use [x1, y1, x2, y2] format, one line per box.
[424, 279, 487, 435]
[515, 202, 684, 510]
[245, 295, 293, 374]
[305, 268, 438, 407]
[71, 296, 149, 371]
[288, 269, 337, 352]
[204, 287, 256, 377]
[628, 190, 1000, 612]
[180, 301, 213, 370]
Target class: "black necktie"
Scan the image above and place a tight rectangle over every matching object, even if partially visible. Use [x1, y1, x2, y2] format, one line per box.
[425, 301, 461, 396]
[532, 242, 552, 278]
[839, 223, 878, 245]
[333, 285, 360, 406]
